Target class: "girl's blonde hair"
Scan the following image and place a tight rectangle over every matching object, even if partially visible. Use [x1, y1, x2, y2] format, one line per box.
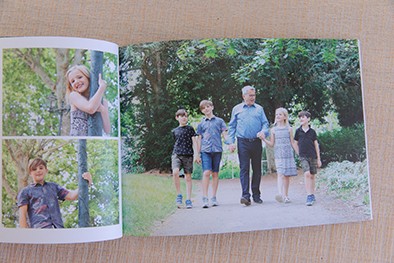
[65, 65, 91, 97]
[274, 107, 290, 126]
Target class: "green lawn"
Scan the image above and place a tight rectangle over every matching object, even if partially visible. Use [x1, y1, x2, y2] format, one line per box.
[122, 173, 180, 236]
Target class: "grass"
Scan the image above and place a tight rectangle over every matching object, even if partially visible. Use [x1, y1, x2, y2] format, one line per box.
[122, 173, 180, 236]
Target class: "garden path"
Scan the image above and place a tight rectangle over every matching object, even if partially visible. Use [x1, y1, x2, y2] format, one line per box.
[152, 170, 370, 236]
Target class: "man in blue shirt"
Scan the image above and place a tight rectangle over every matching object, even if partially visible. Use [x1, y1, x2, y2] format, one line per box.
[226, 86, 269, 206]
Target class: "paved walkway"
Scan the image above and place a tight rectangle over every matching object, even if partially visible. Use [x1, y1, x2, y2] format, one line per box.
[152, 172, 370, 236]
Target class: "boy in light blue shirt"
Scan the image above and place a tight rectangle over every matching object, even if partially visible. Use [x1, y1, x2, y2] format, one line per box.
[196, 100, 227, 208]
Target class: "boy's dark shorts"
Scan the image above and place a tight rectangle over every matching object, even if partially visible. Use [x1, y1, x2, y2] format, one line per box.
[171, 154, 193, 174]
[300, 157, 318, 174]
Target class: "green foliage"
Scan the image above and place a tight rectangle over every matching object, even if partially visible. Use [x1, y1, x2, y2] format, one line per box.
[120, 38, 363, 173]
[322, 40, 363, 126]
[318, 124, 366, 167]
[191, 157, 240, 180]
[120, 42, 178, 172]
[2, 49, 59, 136]
[317, 160, 370, 211]
[191, 164, 202, 180]
[122, 173, 177, 236]
[103, 52, 120, 136]
[218, 161, 240, 179]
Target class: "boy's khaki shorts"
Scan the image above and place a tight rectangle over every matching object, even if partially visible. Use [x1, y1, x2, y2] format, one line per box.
[171, 154, 193, 174]
[300, 157, 318, 175]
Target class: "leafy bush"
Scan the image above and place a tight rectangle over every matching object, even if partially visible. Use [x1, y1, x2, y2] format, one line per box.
[219, 162, 240, 179]
[318, 124, 366, 167]
[317, 160, 370, 207]
[192, 163, 202, 180]
[192, 160, 240, 180]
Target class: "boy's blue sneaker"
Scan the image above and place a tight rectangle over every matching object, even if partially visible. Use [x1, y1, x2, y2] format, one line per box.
[210, 196, 218, 207]
[185, 199, 193, 209]
[176, 194, 183, 208]
[202, 197, 209, 208]
[306, 194, 315, 206]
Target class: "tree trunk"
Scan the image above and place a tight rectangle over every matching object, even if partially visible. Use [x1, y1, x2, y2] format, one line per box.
[77, 50, 104, 227]
[55, 49, 70, 135]
[77, 140, 89, 227]
[88, 50, 104, 136]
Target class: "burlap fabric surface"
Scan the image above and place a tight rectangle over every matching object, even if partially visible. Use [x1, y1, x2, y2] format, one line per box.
[0, 1, 393, 262]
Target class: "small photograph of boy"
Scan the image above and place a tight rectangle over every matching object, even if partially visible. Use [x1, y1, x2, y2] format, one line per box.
[1, 46, 119, 137]
[1, 138, 119, 229]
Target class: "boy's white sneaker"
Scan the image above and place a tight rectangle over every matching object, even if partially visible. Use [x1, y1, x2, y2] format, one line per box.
[202, 197, 209, 208]
[275, 194, 284, 203]
[211, 196, 218, 207]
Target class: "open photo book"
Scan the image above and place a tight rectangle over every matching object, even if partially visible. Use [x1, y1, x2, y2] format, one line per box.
[0, 37, 372, 243]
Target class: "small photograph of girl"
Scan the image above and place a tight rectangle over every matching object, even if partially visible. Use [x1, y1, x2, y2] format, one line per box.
[66, 65, 110, 136]
[2, 47, 118, 137]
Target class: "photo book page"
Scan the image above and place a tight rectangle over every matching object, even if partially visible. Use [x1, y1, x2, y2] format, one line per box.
[0, 37, 122, 243]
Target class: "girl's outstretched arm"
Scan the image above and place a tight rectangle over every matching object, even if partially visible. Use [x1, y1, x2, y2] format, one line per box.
[97, 99, 111, 134]
[69, 73, 107, 115]
[259, 129, 275, 147]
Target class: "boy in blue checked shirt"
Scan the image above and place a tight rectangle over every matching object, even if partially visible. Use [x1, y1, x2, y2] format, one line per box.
[17, 158, 92, 228]
[196, 100, 228, 208]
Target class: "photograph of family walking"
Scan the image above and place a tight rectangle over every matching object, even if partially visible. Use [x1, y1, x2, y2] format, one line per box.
[120, 37, 371, 236]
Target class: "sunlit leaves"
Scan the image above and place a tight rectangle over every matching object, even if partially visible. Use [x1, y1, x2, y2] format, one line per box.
[120, 38, 362, 173]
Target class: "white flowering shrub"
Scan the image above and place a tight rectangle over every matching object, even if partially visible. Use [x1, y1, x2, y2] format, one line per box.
[318, 160, 370, 206]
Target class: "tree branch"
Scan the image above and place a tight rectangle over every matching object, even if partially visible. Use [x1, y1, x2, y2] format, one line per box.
[13, 49, 56, 90]
[2, 159, 18, 198]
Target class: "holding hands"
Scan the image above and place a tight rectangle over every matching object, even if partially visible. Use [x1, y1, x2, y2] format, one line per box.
[194, 155, 201, 164]
[257, 131, 265, 140]
[229, 144, 236, 153]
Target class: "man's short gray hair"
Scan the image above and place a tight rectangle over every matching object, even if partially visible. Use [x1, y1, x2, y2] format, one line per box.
[242, 85, 255, 95]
